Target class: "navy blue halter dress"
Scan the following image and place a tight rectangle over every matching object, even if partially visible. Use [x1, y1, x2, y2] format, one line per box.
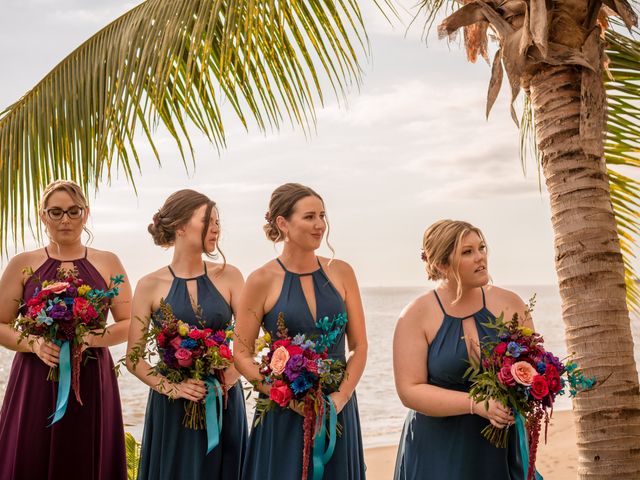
[137, 264, 247, 480]
[242, 258, 366, 479]
[394, 288, 524, 480]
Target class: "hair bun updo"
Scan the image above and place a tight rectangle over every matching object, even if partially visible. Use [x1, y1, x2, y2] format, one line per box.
[148, 212, 176, 247]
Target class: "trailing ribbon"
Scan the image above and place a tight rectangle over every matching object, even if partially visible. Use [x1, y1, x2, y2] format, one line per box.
[515, 413, 543, 480]
[204, 376, 224, 454]
[312, 396, 337, 480]
[48, 340, 71, 426]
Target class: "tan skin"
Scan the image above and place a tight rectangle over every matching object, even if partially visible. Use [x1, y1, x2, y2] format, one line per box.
[126, 205, 244, 402]
[0, 190, 132, 367]
[234, 195, 368, 415]
[393, 231, 535, 429]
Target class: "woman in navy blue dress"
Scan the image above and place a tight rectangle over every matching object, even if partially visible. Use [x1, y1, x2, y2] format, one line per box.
[393, 220, 536, 479]
[127, 190, 247, 480]
[235, 183, 368, 479]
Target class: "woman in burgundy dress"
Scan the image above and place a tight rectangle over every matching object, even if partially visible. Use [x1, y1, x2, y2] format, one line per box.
[0, 180, 131, 480]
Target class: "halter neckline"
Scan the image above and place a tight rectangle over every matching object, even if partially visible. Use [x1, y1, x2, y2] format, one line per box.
[433, 287, 487, 320]
[44, 246, 88, 261]
[167, 262, 208, 280]
[276, 257, 322, 276]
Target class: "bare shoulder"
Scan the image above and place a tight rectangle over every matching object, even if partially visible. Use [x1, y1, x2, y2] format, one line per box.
[5, 249, 46, 272]
[485, 285, 527, 320]
[87, 247, 120, 263]
[2, 249, 49, 280]
[245, 260, 281, 289]
[206, 261, 243, 281]
[319, 257, 353, 276]
[397, 290, 439, 332]
[136, 267, 171, 291]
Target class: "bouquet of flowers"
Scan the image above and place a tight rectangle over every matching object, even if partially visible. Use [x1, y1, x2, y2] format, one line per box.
[14, 266, 124, 423]
[467, 303, 595, 480]
[150, 300, 233, 430]
[254, 312, 347, 480]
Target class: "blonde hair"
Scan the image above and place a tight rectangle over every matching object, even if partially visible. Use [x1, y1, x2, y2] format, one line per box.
[421, 219, 487, 303]
[39, 179, 92, 244]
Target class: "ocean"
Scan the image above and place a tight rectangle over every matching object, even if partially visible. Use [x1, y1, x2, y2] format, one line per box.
[2, 285, 639, 448]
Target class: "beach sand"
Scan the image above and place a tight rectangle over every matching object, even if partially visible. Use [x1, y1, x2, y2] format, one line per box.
[363, 409, 576, 480]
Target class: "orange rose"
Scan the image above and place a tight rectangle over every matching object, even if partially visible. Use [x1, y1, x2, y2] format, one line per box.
[269, 346, 290, 375]
[510, 361, 537, 386]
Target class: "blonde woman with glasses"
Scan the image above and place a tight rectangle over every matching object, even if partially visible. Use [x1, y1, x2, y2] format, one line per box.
[0, 180, 131, 479]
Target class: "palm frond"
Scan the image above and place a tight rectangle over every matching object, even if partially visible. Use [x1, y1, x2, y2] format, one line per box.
[519, 23, 640, 312]
[0, 0, 372, 254]
[124, 432, 141, 480]
[605, 25, 640, 313]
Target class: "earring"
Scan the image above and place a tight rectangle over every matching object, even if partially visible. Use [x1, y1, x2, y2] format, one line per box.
[284, 232, 290, 243]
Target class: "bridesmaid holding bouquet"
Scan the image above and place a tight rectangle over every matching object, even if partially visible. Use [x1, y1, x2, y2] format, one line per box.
[0, 180, 131, 479]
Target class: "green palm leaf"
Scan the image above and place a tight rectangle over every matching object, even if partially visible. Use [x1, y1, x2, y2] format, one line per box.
[124, 432, 141, 480]
[519, 23, 640, 312]
[604, 25, 640, 313]
[0, 0, 371, 254]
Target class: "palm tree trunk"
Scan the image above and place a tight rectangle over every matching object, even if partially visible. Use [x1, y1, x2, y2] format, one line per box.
[529, 63, 640, 478]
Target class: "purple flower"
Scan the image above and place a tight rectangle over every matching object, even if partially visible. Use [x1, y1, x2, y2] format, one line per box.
[66, 286, 78, 297]
[284, 354, 306, 380]
[49, 303, 70, 321]
[213, 332, 226, 343]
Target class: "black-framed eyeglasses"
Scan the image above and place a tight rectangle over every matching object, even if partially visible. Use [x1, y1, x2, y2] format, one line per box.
[44, 206, 84, 221]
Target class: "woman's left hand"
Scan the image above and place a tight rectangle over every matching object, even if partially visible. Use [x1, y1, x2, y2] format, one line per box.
[328, 391, 349, 414]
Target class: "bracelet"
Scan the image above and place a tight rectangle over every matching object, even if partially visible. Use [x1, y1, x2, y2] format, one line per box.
[469, 397, 475, 415]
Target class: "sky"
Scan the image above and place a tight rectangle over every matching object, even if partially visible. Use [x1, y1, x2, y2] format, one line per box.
[1, 0, 631, 288]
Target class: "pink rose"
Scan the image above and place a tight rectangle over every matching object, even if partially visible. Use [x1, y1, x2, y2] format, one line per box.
[269, 346, 290, 375]
[219, 344, 233, 360]
[269, 380, 293, 407]
[510, 361, 537, 386]
[169, 336, 183, 350]
[174, 348, 193, 368]
[530, 375, 550, 400]
[494, 342, 508, 355]
[41, 281, 70, 295]
[497, 365, 516, 387]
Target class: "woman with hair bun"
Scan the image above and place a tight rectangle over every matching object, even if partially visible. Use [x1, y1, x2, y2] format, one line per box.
[393, 220, 533, 479]
[0, 179, 131, 479]
[235, 182, 368, 479]
[127, 189, 247, 480]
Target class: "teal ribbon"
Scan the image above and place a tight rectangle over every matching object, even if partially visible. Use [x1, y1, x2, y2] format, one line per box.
[204, 377, 224, 454]
[48, 340, 71, 426]
[312, 395, 337, 480]
[515, 413, 543, 480]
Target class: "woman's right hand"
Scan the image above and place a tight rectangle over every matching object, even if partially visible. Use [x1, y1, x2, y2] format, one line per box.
[165, 379, 206, 402]
[31, 337, 60, 367]
[475, 398, 514, 429]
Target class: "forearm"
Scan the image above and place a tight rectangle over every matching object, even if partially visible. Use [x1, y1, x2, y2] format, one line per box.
[223, 364, 242, 386]
[398, 383, 478, 417]
[235, 354, 270, 396]
[90, 320, 130, 348]
[0, 323, 35, 353]
[336, 343, 367, 400]
[126, 357, 174, 396]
